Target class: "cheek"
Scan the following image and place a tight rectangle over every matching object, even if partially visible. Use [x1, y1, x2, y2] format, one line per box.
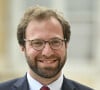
[56, 47, 66, 59]
[61, 46, 67, 59]
[25, 45, 38, 57]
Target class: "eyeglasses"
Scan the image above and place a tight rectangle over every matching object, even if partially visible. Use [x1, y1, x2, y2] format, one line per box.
[24, 38, 66, 50]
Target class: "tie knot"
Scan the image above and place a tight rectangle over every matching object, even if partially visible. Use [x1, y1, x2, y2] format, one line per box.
[40, 86, 50, 90]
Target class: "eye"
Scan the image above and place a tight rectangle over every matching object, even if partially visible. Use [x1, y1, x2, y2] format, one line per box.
[50, 39, 61, 46]
[31, 40, 44, 47]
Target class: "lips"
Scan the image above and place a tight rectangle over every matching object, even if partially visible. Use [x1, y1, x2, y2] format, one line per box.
[38, 59, 57, 64]
[36, 55, 59, 65]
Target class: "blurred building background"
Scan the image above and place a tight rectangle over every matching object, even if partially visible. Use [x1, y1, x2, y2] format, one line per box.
[0, 0, 100, 89]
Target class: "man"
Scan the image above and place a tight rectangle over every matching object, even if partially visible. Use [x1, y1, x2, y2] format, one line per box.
[0, 6, 93, 90]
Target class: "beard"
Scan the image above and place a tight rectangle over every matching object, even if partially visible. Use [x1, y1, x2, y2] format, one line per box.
[25, 52, 67, 79]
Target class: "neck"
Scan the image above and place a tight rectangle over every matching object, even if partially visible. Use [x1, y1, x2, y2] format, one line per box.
[29, 69, 62, 85]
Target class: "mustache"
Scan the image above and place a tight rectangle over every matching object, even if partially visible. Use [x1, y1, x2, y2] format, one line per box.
[35, 55, 60, 60]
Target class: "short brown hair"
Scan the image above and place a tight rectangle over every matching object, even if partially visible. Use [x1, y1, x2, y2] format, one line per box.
[17, 6, 71, 46]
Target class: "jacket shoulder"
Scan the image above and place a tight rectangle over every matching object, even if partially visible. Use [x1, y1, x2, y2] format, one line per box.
[62, 77, 94, 90]
[0, 75, 28, 90]
[0, 78, 20, 90]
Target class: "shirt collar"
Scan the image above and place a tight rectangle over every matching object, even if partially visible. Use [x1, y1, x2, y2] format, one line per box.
[27, 72, 63, 90]
[48, 72, 63, 90]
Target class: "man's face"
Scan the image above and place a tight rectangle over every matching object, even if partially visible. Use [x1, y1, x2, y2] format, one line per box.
[23, 17, 67, 78]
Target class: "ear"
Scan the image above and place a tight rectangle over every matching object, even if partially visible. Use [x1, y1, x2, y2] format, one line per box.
[65, 43, 68, 48]
[20, 45, 25, 52]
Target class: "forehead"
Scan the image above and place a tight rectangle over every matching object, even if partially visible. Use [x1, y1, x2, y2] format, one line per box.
[25, 17, 63, 39]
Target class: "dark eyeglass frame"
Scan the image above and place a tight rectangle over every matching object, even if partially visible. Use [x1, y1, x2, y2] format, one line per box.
[24, 38, 66, 50]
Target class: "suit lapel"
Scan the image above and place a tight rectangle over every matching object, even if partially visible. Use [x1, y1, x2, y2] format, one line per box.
[61, 77, 75, 90]
[12, 74, 29, 90]
[11, 75, 75, 90]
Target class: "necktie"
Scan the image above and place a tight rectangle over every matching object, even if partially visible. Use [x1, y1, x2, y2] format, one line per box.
[40, 86, 50, 90]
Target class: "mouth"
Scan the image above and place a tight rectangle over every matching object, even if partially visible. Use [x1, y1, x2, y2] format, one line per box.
[38, 59, 57, 64]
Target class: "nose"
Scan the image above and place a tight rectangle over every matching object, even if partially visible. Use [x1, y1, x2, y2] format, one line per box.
[41, 43, 54, 57]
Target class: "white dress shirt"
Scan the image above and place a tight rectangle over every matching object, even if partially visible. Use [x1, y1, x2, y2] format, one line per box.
[27, 72, 63, 90]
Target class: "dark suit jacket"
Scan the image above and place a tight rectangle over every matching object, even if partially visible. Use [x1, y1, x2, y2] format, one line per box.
[0, 75, 93, 90]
